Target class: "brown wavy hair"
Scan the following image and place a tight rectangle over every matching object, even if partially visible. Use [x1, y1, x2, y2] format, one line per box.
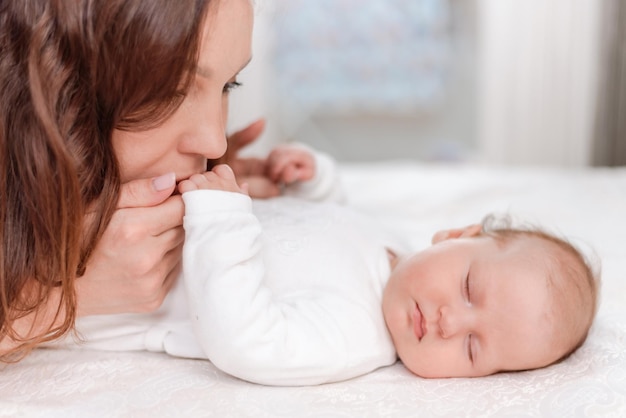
[0, 0, 212, 361]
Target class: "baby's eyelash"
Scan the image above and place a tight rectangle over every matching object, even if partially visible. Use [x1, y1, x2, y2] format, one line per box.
[223, 81, 242, 94]
[467, 334, 474, 363]
[465, 272, 471, 302]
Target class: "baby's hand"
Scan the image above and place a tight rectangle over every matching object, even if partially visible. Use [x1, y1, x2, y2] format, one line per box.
[266, 144, 315, 185]
[178, 164, 248, 195]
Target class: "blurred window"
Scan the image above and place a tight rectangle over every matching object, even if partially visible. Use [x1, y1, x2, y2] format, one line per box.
[273, 0, 451, 114]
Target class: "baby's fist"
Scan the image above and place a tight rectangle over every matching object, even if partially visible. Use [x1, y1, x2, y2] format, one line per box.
[266, 144, 315, 185]
[178, 164, 248, 195]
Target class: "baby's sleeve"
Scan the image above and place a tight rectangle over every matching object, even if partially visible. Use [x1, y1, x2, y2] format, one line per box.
[280, 143, 346, 204]
[182, 190, 358, 385]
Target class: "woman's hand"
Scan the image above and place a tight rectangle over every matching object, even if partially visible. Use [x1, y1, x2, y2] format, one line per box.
[212, 118, 281, 198]
[75, 173, 184, 316]
[209, 118, 265, 168]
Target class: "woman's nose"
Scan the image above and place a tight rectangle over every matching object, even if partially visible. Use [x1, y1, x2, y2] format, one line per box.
[183, 109, 228, 160]
[438, 305, 470, 339]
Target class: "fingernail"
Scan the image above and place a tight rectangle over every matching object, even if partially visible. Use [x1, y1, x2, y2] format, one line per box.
[152, 172, 176, 192]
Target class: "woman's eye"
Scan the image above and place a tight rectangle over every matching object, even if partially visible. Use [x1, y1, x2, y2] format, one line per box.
[223, 81, 242, 94]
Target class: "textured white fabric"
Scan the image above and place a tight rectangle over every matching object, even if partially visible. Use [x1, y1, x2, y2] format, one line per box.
[180, 192, 398, 385]
[1, 162, 625, 416]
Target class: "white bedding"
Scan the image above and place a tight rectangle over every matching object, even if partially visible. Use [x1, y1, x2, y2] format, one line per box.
[1, 162, 625, 417]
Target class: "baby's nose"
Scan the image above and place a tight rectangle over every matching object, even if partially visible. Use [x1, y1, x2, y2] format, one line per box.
[438, 306, 469, 338]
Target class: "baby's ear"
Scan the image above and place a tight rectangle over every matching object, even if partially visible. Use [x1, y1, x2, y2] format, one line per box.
[431, 224, 482, 244]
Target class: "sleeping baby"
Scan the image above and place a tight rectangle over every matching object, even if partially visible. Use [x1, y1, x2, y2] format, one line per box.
[62, 144, 600, 386]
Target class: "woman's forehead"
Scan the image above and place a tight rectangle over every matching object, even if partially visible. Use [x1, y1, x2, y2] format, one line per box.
[197, 0, 253, 76]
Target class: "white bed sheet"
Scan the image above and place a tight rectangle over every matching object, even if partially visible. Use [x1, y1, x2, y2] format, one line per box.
[1, 162, 625, 418]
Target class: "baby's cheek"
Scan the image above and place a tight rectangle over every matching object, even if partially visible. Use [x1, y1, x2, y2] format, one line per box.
[403, 342, 467, 378]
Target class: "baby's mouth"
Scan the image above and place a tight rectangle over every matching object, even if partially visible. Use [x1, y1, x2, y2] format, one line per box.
[413, 303, 426, 341]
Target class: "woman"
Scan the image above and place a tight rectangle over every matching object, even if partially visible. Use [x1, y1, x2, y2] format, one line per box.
[0, 0, 258, 360]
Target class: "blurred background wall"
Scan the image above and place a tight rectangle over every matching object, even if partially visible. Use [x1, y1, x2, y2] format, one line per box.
[229, 0, 624, 167]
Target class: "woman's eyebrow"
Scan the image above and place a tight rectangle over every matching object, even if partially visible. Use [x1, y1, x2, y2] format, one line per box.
[196, 56, 253, 79]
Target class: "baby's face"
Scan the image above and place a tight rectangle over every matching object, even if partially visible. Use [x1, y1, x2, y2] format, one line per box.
[383, 233, 561, 378]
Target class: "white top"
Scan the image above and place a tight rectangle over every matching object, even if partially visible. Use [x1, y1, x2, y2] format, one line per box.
[62, 147, 403, 385]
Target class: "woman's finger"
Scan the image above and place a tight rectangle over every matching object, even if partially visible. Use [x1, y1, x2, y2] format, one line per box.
[118, 173, 176, 209]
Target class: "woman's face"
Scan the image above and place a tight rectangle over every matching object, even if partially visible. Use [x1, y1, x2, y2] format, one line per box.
[112, 0, 254, 183]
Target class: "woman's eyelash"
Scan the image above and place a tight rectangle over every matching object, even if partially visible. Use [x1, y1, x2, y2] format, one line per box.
[223, 81, 242, 93]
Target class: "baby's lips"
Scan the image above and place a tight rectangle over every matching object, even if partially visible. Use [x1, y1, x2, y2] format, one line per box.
[413, 303, 425, 341]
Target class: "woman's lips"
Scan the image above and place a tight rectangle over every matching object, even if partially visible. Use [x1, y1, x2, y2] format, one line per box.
[413, 303, 426, 341]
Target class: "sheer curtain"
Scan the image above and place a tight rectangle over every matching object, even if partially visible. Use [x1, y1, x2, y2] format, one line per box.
[593, 0, 626, 166]
[477, 0, 601, 167]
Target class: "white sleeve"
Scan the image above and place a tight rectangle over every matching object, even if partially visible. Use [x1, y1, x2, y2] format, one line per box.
[280, 143, 346, 204]
[182, 190, 353, 386]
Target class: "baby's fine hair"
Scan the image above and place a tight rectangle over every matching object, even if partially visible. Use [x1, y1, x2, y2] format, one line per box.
[479, 214, 600, 365]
